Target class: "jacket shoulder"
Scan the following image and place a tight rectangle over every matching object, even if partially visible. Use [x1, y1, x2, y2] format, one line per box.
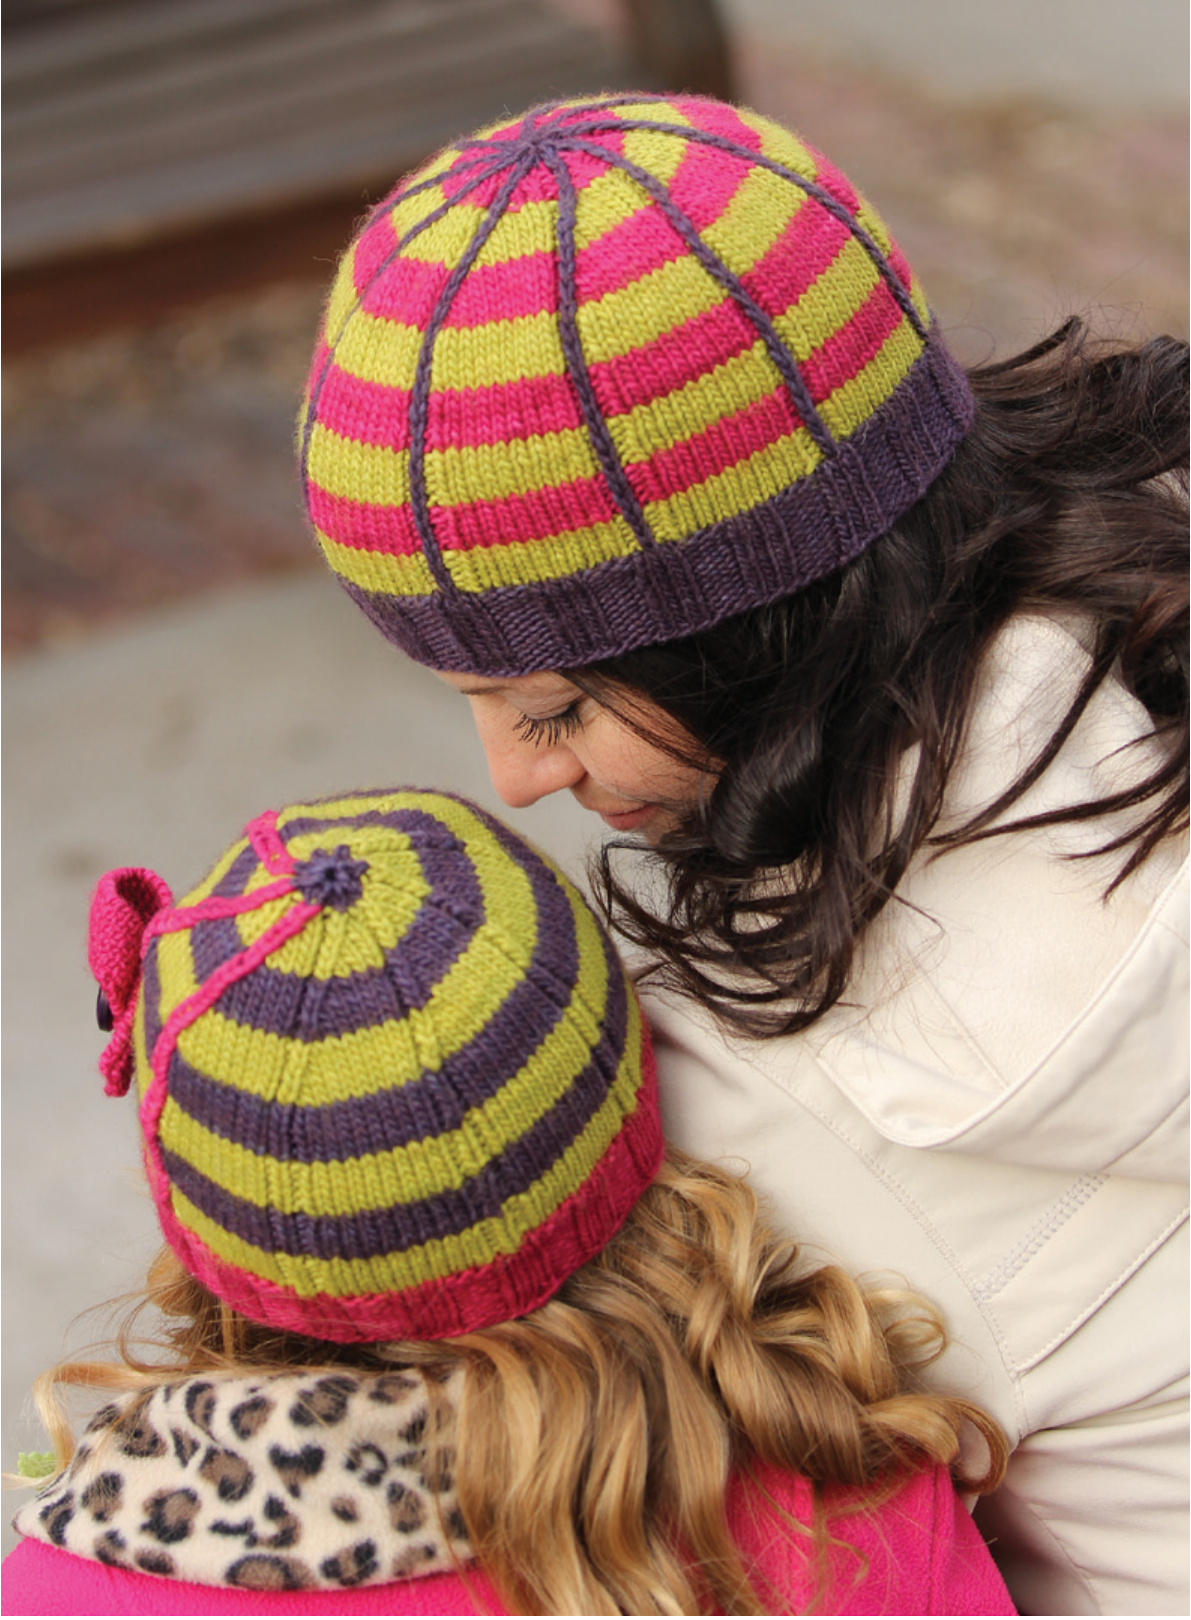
[726, 1464, 1014, 1615]
[1, 1537, 495, 1615]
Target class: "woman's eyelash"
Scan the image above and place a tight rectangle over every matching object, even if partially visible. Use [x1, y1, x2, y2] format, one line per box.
[514, 704, 583, 747]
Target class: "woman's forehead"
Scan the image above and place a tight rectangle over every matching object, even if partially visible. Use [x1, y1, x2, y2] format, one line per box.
[432, 668, 576, 700]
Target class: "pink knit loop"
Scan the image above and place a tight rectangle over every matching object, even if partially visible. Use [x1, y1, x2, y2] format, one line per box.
[88, 867, 173, 1098]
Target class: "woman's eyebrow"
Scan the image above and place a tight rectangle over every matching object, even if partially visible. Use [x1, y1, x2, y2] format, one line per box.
[453, 680, 575, 700]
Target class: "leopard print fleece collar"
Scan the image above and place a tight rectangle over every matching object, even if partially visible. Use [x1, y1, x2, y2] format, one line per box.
[12, 1369, 473, 1594]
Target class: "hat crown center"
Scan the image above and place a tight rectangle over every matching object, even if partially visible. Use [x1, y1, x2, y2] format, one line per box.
[293, 846, 369, 910]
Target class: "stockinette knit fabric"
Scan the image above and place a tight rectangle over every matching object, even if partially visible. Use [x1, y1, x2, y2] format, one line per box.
[299, 92, 973, 675]
[87, 789, 662, 1342]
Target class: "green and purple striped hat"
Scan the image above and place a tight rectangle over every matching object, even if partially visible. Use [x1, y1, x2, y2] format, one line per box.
[88, 789, 662, 1342]
[300, 93, 972, 675]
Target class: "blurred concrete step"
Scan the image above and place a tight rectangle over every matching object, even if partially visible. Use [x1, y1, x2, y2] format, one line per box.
[2, 0, 639, 267]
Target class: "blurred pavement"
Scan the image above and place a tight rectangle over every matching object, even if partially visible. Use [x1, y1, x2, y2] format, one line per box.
[1, 575, 596, 1549]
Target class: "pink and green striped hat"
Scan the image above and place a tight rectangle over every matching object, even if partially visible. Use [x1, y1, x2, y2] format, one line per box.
[88, 790, 661, 1342]
[300, 93, 973, 676]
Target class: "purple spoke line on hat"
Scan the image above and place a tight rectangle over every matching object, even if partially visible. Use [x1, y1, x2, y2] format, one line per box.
[298, 153, 517, 513]
[562, 135, 836, 458]
[139, 897, 322, 1210]
[405, 152, 540, 595]
[449, 93, 677, 151]
[543, 147, 658, 550]
[389, 147, 499, 203]
[558, 116, 929, 344]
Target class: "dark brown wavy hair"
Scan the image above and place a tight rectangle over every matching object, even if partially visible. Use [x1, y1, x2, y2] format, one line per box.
[575, 319, 1189, 1037]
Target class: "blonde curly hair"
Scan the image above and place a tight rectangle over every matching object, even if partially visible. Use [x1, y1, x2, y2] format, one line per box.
[34, 1150, 1005, 1615]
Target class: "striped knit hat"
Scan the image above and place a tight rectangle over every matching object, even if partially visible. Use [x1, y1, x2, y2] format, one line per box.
[300, 93, 972, 676]
[87, 790, 661, 1343]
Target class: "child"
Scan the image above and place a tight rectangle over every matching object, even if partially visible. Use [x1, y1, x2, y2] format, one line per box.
[5, 788, 1012, 1614]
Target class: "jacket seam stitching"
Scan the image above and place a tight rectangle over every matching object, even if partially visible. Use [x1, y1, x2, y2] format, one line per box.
[972, 1175, 1106, 1303]
[1015, 1205, 1189, 1373]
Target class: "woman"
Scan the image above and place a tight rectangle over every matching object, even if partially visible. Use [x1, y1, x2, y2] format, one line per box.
[298, 94, 1188, 1612]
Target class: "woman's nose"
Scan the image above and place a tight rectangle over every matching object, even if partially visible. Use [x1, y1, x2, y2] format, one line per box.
[474, 721, 585, 810]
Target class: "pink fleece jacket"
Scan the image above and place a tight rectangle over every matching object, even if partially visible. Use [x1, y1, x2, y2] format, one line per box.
[4, 1462, 1012, 1615]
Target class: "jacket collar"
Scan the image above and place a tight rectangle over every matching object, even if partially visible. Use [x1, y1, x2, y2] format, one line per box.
[13, 1368, 472, 1594]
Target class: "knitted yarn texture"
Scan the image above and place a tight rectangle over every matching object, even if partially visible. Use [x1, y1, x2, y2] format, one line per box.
[87, 790, 662, 1342]
[300, 93, 974, 675]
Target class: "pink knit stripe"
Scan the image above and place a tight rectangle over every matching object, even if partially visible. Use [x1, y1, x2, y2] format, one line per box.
[349, 211, 401, 294]
[358, 249, 452, 325]
[887, 238, 914, 292]
[142, 879, 294, 946]
[588, 296, 757, 415]
[316, 366, 591, 457]
[683, 94, 764, 154]
[161, 1040, 664, 1342]
[434, 469, 619, 553]
[307, 485, 423, 555]
[424, 371, 585, 450]
[314, 367, 414, 453]
[626, 385, 802, 505]
[801, 282, 907, 401]
[666, 132, 754, 232]
[441, 144, 506, 198]
[140, 899, 321, 1207]
[440, 248, 558, 328]
[316, 366, 587, 455]
[740, 204, 852, 322]
[447, 149, 614, 216]
[574, 196, 693, 303]
[558, 112, 630, 155]
[305, 339, 334, 401]
[809, 151, 863, 219]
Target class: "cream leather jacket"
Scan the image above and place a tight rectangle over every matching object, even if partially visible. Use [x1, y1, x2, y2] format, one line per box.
[644, 615, 1188, 1616]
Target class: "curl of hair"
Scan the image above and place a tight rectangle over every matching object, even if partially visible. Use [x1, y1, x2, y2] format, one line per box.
[30, 1152, 1005, 1616]
[576, 320, 1189, 1036]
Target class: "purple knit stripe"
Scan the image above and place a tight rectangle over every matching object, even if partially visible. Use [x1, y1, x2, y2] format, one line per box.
[563, 135, 835, 455]
[140, 939, 165, 1079]
[543, 149, 656, 549]
[272, 802, 464, 844]
[161, 930, 630, 1263]
[166, 905, 590, 1163]
[205, 842, 262, 903]
[191, 837, 484, 1039]
[554, 116, 929, 344]
[340, 325, 973, 675]
[195, 794, 575, 1046]
[189, 802, 477, 1002]
[167, 879, 599, 1166]
[165, 799, 592, 1155]
[407, 153, 538, 596]
[299, 155, 513, 528]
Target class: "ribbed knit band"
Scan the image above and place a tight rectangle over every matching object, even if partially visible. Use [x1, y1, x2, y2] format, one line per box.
[300, 94, 973, 676]
[96, 790, 662, 1342]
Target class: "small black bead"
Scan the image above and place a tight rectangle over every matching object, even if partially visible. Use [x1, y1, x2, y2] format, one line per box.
[96, 988, 114, 1032]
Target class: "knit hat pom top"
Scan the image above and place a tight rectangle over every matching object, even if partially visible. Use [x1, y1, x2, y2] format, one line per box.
[89, 790, 661, 1342]
[300, 93, 973, 676]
